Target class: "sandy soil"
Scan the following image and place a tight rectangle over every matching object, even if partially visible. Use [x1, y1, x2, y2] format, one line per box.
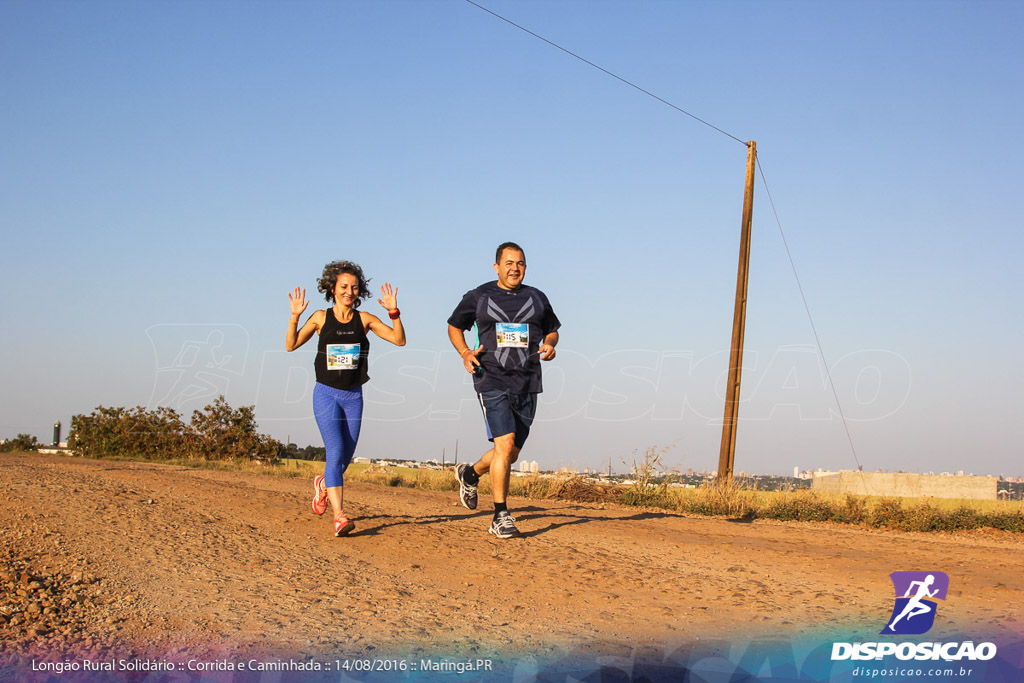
[2, 452, 1022, 678]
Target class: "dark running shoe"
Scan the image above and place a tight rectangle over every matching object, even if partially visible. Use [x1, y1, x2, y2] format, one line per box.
[456, 463, 478, 510]
[488, 510, 520, 539]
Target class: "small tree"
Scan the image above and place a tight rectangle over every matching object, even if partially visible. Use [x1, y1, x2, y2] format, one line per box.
[190, 396, 282, 462]
[299, 445, 327, 462]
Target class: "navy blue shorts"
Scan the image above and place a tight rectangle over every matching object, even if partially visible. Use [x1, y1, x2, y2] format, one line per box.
[478, 390, 537, 449]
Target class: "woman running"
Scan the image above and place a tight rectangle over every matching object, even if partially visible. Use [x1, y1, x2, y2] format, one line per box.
[286, 260, 406, 536]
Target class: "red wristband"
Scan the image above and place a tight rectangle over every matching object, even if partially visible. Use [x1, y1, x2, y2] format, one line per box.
[388, 308, 401, 320]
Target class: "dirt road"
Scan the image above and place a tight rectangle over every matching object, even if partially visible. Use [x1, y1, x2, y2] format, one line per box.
[2, 452, 1022, 679]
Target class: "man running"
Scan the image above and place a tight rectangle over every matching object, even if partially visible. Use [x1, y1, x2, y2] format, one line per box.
[447, 242, 561, 538]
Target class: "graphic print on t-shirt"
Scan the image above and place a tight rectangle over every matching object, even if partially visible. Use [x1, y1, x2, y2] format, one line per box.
[326, 343, 360, 370]
[485, 296, 536, 368]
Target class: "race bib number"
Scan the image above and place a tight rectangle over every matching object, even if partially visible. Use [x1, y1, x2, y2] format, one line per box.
[496, 323, 528, 348]
[326, 343, 360, 370]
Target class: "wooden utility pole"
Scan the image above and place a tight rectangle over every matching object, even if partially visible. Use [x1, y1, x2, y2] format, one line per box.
[717, 140, 757, 485]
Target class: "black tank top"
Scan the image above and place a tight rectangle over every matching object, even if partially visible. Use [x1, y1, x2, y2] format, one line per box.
[315, 308, 370, 389]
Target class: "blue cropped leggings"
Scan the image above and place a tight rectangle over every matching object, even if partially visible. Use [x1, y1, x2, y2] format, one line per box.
[312, 382, 364, 488]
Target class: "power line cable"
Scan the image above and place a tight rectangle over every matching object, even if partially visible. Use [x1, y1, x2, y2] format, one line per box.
[463, 0, 748, 146]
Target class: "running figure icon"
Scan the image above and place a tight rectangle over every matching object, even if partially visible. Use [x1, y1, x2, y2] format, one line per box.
[887, 574, 939, 631]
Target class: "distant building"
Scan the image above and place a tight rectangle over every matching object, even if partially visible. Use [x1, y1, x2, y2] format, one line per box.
[812, 470, 996, 500]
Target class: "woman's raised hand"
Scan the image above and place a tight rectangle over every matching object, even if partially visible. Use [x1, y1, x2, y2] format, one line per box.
[288, 287, 309, 318]
[377, 282, 398, 313]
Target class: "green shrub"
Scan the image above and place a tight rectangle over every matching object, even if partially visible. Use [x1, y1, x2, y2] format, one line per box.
[980, 510, 1024, 533]
[833, 494, 868, 524]
[901, 502, 945, 532]
[69, 406, 192, 460]
[68, 396, 281, 462]
[0, 434, 40, 453]
[764, 492, 836, 522]
[941, 505, 981, 531]
[868, 498, 906, 529]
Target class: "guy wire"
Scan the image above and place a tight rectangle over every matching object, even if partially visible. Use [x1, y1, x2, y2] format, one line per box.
[756, 157, 867, 491]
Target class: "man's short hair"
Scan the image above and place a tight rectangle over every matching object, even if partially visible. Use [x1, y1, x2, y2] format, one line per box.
[495, 241, 525, 264]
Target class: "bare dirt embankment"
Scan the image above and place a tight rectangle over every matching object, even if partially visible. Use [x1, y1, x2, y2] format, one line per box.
[2, 452, 1022, 671]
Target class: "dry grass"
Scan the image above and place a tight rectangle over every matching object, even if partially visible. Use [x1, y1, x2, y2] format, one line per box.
[515, 472, 617, 503]
[620, 445, 678, 509]
[294, 459, 1024, 532]
[69, 453, 1023, 533]
[670, 484, 1024, 532]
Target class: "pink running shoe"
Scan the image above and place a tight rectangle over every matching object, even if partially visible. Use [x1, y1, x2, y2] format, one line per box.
[311, 475, 327, 516]
[334, 511, 355, 537]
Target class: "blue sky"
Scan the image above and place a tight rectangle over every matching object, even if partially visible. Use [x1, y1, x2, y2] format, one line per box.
[2, 0, 1021, 477]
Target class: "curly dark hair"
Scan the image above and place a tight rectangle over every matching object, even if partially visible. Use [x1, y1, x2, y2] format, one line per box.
[317, 260, 371, 306]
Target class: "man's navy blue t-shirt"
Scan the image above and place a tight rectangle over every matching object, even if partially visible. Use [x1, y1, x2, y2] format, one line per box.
[447, 281, 561, 394]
